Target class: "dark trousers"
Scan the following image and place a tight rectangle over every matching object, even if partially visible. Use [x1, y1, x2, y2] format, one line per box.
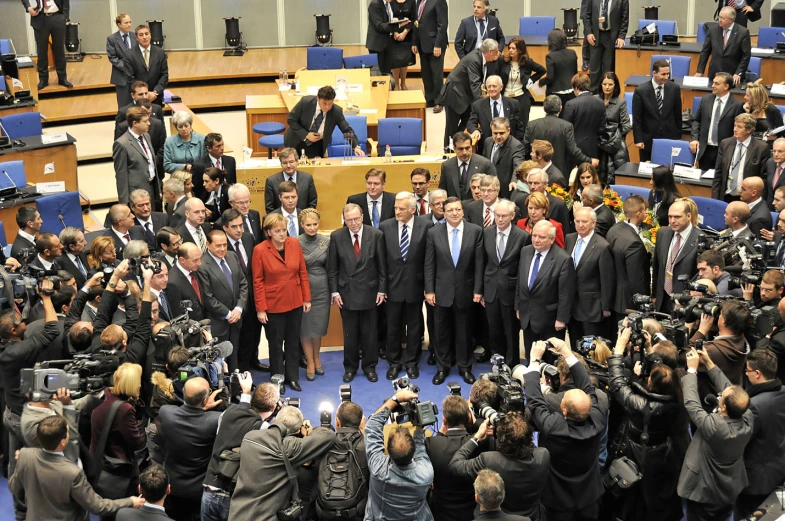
[723, 193, 740, 203]
[685, 499, 733, 521]
[547, 501, 599, 521]
[444, 106, 472, 148]
[264, 308, 303, 382]
[698, 145, 718, 171]
[34, 13, 67, 79]
[341, 307, 378, 373]
[238, 306, 263, 371]
[556, 92, 576, 117]
[522, 324, 566, 360]
[569, 319, 608, 350]
[589, 31, 616, 93]
[420, 50, 445, 106]
[734, 492, 769, 520]
[734, 7, 749, 27]
[303, 139, 324, 159]
[639, 144, 652, 163]
[115, 85, 132, 110]
[165, 493, 201, 521]
[377, 302, 387, 354]
[386, 299, 424, 369]
[485, 297, 520, 366]
[217, 323, 241, 372]
[510, 94, 533, 140]
[582, 38, 591, 68]
[435, 304, 473, 372]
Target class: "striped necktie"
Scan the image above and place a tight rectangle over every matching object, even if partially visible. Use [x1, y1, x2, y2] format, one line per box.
[400, 223, 409, 260]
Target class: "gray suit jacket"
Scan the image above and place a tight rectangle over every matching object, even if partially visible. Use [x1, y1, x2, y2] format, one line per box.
[438, 155, 497, 200]
[106, 30, 136, 86]
[264, 170, 318, 214]
[677, 368, 754, 504]
[113, 131, 160, 204]
[9, 448, 133, 521]
[196, 251, 248, 338]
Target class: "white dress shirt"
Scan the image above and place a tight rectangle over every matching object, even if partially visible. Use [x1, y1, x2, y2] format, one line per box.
[571, 231, 594, 266]
[185, 221, 206, 248]
[398, 216, 415, 243]
[707, 92, 730, 147]
[366, 194, 383, 222]
[111, 227, 130, 244]
[727, 136, 752, 196]
[489, 96, 505, 118]
[18, 230, 36, 244]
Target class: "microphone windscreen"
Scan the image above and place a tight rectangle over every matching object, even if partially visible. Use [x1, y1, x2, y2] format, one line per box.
[215, 341, 233, 358]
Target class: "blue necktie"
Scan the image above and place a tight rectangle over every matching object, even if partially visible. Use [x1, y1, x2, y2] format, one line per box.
[123, 33, 130, 49]
[159, 290, 171, 319]
[573, 237, 583, 267]
[220, 258, 234, 289]
[497, 231, 505, 262]
[529, 253, 541, 289]
[288, 215, 297, 237]
[451, 228, 460, 267]
[75, 256, 87, 277]
[372, 200, 380, 228]
[478, 18, 486, 41]
[310, 111, 324, 133]
[400, 223, 409, 260]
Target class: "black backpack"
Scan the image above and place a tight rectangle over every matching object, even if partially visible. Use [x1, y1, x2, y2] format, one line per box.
[315, 431, 367, 520]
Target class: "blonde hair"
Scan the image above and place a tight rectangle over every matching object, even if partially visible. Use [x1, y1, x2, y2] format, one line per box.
[112, 363, 143, 399]
[170, 170, 193, 194]
[675, 197, 699, 227]
[89, 236, 116, 270]
[299, 207, 321, 225]
[263, 213, 287, 238]
[746, 83, 772, 116]
[515, 160, 540, 182]
[525, 191, 550, 213]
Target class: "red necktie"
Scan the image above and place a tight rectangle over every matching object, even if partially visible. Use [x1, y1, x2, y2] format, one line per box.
[216, 158, 222, 170]
[234, 241, 246, 271]
[190, 273, 202, 303]
[774, 165, 783, 188]
[728, 0, 735, 7]
[353, 233, 360, 259]
[664, 233, 682, 295]
[418, 0, 426, 19]
[123, 233, 130, 244]
[419, 198, 426, 216]
[484, 207, 492, 228]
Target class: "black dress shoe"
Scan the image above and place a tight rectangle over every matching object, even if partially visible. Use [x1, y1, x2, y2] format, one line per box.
[460, 371, 476, 384]
[432, 370, 448, 385]
[475, 351, 491, 363]
[299, 357, 308, 369]
[386, 366, 401, 380]
[58, 79, 73, 88]
[427, 352, 436, 365]
[37, 79, 48, 90]
[366, 371, 379, 383]
[287, 380, 302, 392]
[407, 366, 419, 379]
[252, 360, 270, 372]
[343, 372, 355, 383]
[378, 350, 387, 360]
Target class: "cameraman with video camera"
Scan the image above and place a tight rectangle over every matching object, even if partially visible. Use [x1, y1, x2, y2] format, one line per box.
[742, 270, 783, 340]
[690, 300, 750, 388]
[696, 250, 742, 297]
[522, 338, 606, 521]
[607, 327, 688, 521]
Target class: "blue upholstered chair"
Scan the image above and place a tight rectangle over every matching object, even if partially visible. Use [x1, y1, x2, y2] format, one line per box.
[0, 112, 43, 139]
[344, 54, 379, 69]
[519, 17, 556, 37]
[696, 21, 718, 44]
[610, 184, 651, 201]
[0, 221, 7, 248]
[36, 192, 83, 233]
[373, 118, 425, 156]
[637, 20, 677, 42]
[692, 196, 728, 230]
[651, 139, 695, 168]
[650, 55, 691, 78]
[326, 116, 368, 157]
[307, 47, 343, 70]
[757, 27, 785, 49]
[0, 160, 27, 189]
[747, 57, 762, 81]
[692, 96, 702, 116]
[624, 92, 634, 118]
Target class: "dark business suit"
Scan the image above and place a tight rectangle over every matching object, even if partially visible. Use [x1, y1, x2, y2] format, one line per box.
[766, 158, 785, 209]
[515, 245, 576, 359]
[424, 222, 485, 372]
[155, 284, 182, 323]
[412, 0, 448, 107]
[106, 29, 137, 108]
[21, 0, 69, 82]
[123, 44, 169, 101]
[545, 163, 567, 188]
[697, 23, 751, 80]
[583, 0, 629, 92]
[165, 198, 187, 230]
[102, 226, 146, 260]
[605, 221, 650, 317]
[116, 503, 172, 520]
[454, 15, 505, 59]
[10, 234, 36, 263]
[113, 130, 162, 205]
[327, 225, 387, 375]
[366, 0, 397, 73]
[632, 80, 683, 162]
[176, 223, 212, 249]
[57, 253, 90, 288]
[539, 48, 578, 101]
[284, 96, 358, 158]
[465, 200, 497, 227]
[439, 155, 497, 200]
[204, 187, 231, 224]
[380, 217, 431, 370]
[425, 429, 476, 521]
[565, 232, 614, 341]
[690, 93, 745, 169]
[134, 212, 170, 250]
[716, 0, 764, 26]
[563, 92, 605, 163]
[346, 192, 396, 227]
[227, 232, 260, 372]
[482, 135, 526, 200]
[190, 154, 237, 202]
[483, 225, 529, 365]
[115, 101, 164, 125]
[524, 115, 591, 178]
[652, 226, 700, 313]
[264, 171, 318, 214]
[167, 262, 205, 321]
[197, 251, 248, 370]
[441, 49, 490, 148]
[592, 204, 616, 237]
[712, 136, 771, 200]
[748, 200, 773, 238]
[467, 96, 523, 155]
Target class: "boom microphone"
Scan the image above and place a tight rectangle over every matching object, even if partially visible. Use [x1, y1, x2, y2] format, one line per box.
[213, 341, 233, 358]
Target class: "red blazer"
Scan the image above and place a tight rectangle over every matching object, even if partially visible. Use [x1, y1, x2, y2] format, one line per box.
[252, 237, 311, 313]
[516, 218, 565, 249]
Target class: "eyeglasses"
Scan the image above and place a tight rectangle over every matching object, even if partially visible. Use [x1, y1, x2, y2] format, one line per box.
[480, 188, 499, 194]
[345, 217, 363, 224]
[430, 201, 445, 207]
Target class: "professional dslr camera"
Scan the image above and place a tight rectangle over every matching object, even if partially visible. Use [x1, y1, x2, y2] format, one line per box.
[20, 351, 120, 402]
[391, 377, 438, 426]
[478, 354, 525, 413]
[127, 254, 163, 277]
[704, 234, 777, 289]
[0, 263, 62, 307]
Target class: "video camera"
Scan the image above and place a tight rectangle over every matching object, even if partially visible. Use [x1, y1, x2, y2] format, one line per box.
[152, 302, 212, 371]
[172, 340, 233, 390]
[0, 263, 62, 307]
[478, 354, 525, 413]
[20, 351, 120, 402]
[702, 233, 777, 289]
[127, 254, 164, 277]
[391, 377, 438, 426]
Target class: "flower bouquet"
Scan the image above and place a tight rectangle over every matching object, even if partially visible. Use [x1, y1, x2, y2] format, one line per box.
[547, 184, 573, 209]
[603, 187, 624, 222]
[640, 210, 661, 254]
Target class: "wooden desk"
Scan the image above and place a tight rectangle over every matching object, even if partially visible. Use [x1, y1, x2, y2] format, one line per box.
[0, 100, 38, 119]
[0, 136, 78, 192]
[167, 102, 234, 153]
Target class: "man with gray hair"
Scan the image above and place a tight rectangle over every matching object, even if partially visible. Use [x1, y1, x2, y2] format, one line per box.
[102, 203, 146, 259]
[441, 39, 501, 151]
[58, 227, 90, 288]
[518, 169, 570, 235]
[481, 118, 525, 200]
[163, 177, 187, 229]
[229, 407, 336, 521]
[227, 183, 263, 244]
[129, 188, 170, 249]
[467, 75, 523, 155]
[473, 470, 530, 521]
[696, 7, 751, 85]
[713, 114, 770, 201]
[580, 184, 615, 237]
[524, 95, 595, 178]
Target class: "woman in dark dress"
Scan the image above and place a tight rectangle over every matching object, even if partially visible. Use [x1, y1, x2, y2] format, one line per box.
[499, 36, 546, 133]
[648, 166, 681, 227]
[389, 0, 416, 90]
[538, 29, 578, 110]
[596, 72, 632, 184]
[744, 83, 784, 146]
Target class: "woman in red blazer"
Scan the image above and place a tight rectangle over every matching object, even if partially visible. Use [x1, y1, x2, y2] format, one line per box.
[516, 191, 565, 248]
[253, 213, 311, 392]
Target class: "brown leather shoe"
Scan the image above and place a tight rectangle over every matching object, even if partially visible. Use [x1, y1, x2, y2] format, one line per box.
[432, 105, 443, 114]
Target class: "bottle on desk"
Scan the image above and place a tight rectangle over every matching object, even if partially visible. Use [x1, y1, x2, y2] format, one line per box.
[283, 69, 288, 85]
[300, 149, 308, 166]
[384, 144, 392, 163]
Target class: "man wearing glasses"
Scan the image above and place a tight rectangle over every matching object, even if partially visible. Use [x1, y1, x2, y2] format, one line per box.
[227, 183, 263, 245]
[410, 168, 432, 216]
[263, 148, 318, 215]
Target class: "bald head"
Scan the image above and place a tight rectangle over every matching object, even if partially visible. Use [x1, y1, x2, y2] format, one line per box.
[740, 176, 764, 203]
[725, 201, 750, 230]
[184, 197, 206, 227]
[183, 377, 210, 407]
[561, 389, 591, 421]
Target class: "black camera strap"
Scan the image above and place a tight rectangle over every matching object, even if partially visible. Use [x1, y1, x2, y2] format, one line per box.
[278, 427, 301, 505]
[89, 398, 125, 480]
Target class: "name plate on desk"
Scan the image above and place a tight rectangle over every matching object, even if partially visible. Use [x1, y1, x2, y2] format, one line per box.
[638, 163, 660, 174]
[771, 84, 785, 96]
[673, 164, 702, 180]
[41, 132, 67, 145]
[36, 181, 65, 194]
[683, 76, 709, 88]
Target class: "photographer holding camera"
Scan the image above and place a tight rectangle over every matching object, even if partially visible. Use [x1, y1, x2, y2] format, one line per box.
[364, 389, 434, 521]
[228, 406, 335, 521]
[690, 301, 750, 388]
[757, 297, 785, 381]
[696, 251, 742, 297]
[522, 338, 606, 521]
[608, 328, 688, 521]
[742, 270, 783, 342]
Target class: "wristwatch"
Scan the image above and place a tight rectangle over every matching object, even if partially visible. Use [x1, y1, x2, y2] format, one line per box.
[107, 282, 117, 289]
[532, 359, 542, 365]
[390, 395, 399, 403]
[687, 368, 697, 374]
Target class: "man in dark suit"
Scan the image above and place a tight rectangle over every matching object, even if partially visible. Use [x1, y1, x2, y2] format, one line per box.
[149, 262, 182, 324]
[168, 242, 205, 321]
[114, 107, 162, 205]
[482, 199, 529, 366]
[380, 192, 431, 379]
[565, 206, 615, 341]
[227, 183, 263, 245]
[712, 113, 771, 201]
[524, 96, 595, 177]
[465, 175, 502, 228]
[467, 75, 522, 155]
[716, 0, 765, 27]
[115, 81, 164, 126]
[412, 0, 449, 111]
[580, 184, 615, 237]
[116, 465, 172, 520]
[653, 199, 700, 313]
[366, 0, 407, 74]
[21, 0, 71, 89]
[678, 349, 753, 521]
[104, 204, 147, 259]
[346, 169, 396, 228]
[284, 86, 364, 159]
[328, 203, 387, 383]
[269, 181, 304, 237]
[439, 132, 497, 200]
[482, 117, 525, 199]
[583, 0, 629, 93]
[107, 13, 136, 108]
[198, 230, 248, 371]
[531, 140, 568, 188]
[632, 59, 683, 162]
[190, 133, 237, 202]
[517, 169, 571, 237]
[123, 24, 169, 103]
[689, 73, 746, 170]
[697, 7, 751, 85]
[264, 148, 318, 214]
[741, 176, 772, 237]
[155, 226, 182, 271]
[420, 189, 447, 366]
[454, 1, 505, 59]
[440, 41, 501, 150]
[57, 227, 90, 288]
[563, 74, 605, 164]
[766, 138, 785, 210]
[26, 232, 63, 274]
[11, 206, 41, 262]
[470, 471, 534, 521]
[115, 100, 165, 184]
[162, 178, 187, 230]
[424, 197, 484, 385]
[129, 188, 168, 250]
[176, 198, 212, 253]
[605, 195, 651, 324]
